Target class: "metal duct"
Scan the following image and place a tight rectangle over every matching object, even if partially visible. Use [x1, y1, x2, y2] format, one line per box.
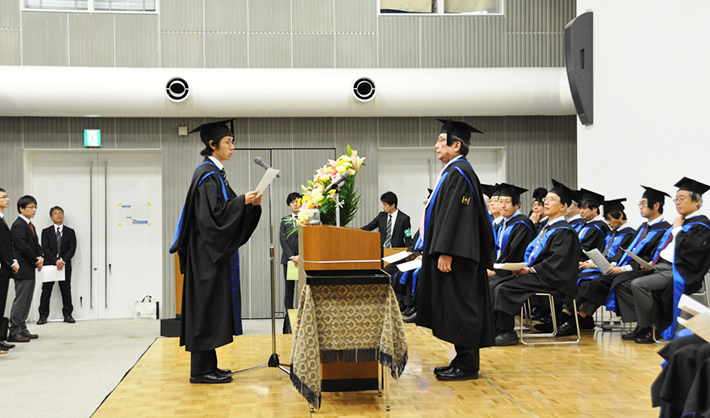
[0, 66, 574, 118]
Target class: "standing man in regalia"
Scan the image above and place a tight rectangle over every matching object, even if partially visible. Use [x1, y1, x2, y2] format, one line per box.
[170, 119, 262, 384]
[415, 118, 496, 381]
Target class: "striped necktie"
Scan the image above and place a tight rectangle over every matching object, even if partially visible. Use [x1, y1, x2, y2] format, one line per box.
[383, 214, 393, 248]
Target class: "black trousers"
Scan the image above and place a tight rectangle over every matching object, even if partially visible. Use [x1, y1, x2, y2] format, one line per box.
[191, 349, 217, 376]
[39, 268, 73, 317]
[451, 345, 480, 373]
[282, 264, 295, 334]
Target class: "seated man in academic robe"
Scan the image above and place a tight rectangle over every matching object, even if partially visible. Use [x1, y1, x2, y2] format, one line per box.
[614, 177, 710, 344]
[651, 331, 710, 418]
[566, 195, 585, 234]
[487, 183, 536, 299]
[528, 187, 548, 233]
[492, 179, 580, 346]
[576, 188, 610, 262]
[552, 198, 635, 335]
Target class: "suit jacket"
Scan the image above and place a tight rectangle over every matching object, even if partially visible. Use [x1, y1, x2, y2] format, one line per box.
[11, 217, 43, 281]
[362, 210, 412, 248]
[41, 225, 77, 276]
[0, 215, 16, 277]
[279, 215, 299, 265]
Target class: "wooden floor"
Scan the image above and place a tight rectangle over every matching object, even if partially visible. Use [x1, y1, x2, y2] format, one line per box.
[94, 324, 663, 418]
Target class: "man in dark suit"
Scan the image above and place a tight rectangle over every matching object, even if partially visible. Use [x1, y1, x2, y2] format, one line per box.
[38, 206, 77, 325]
[362, 191, 412, 248]
[279, 192, 300, 334]
[8, 195, 43, 343]
[0, 188, 19, 351]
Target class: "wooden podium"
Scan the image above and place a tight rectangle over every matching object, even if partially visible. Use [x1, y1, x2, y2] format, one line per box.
[298, 225, 382, 392]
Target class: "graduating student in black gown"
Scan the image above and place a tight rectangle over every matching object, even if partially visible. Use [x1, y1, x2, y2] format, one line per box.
[493, 180, 580, 346]
[555, 198, 636, 335]
[415, 118, 495, 381]
[487, 183, 536, 297]
[576, 188, 610, 261]
[170, 119, 262, 384]
[529, 187, 548, 233]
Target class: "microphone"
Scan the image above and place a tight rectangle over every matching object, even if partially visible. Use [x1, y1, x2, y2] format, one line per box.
[253, 157, 280, 178]
[324, 172, 351, 193]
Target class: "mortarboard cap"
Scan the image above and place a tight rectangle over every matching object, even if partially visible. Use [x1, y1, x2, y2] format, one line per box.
[437, 118, 483, 146]
[480, 183, 496, 198]
[603, 198, 626, 217]
[494, 183, 528, 200]
[550, 179, 575, 206]
[674, 177, 710, 195]
[641, 185, 670, 203]
[532, 187, 548, 203]
[190, 119, 235, 147]
[578, 188, 605, 205]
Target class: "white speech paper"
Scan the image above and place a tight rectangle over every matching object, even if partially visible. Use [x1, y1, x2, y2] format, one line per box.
[397, 259, 422, 272]
[255, 168, 280, 196]
[39, 265, 66, 283]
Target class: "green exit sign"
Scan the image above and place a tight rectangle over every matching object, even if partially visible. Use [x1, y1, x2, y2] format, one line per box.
[84, 129, 101, 147]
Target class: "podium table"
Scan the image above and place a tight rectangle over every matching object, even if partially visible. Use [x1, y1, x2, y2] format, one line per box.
[290, 226, 408, 410]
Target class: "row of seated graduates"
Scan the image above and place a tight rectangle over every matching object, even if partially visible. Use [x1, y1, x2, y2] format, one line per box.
[481, 177, 710, 346]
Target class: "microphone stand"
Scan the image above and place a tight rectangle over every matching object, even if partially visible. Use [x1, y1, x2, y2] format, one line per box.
[233, 174, 289, 376]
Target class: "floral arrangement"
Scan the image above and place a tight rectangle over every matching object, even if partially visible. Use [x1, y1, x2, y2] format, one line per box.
[295, 145, 365, 227]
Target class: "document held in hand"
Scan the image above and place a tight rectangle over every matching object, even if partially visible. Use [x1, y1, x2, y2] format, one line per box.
[677, 294, 710, 343]
[397, 259, 422, 272]
[39, 265, 66, 283]
[255, 168, 280, 197]
[382, 251, 409, 264]
[620, 247, 655, 270]
[492, 262, 527, 271]
[583, 248, 613, 275]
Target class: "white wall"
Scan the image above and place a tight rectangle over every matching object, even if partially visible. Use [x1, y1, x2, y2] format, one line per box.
[576, 1, 710, 227]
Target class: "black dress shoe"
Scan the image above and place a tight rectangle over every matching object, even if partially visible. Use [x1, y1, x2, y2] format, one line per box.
[37, 316, 48, 325]
[433, 364, 454, 375]
[622, 325, 646, 341]
[578, 315, 596, 330]
[402, 312, 417, 323]
[7, 334, 30, 343]
[214, 368, 232, 376]
[0, 341, 15, 350]
[21, 331, 38, 339]
[436, 367, 479, 381]
[635, 328, 661, 344]
[530, 306, 550, 321]
[494, 331, 519, 346]
[64, 315, 76, 323]
[556, 320, 578, 337]
[190, 373, 233, 384]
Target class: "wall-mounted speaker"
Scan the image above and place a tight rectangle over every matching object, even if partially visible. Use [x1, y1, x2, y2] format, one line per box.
[564, 11, 593, 125]
[353, 78, 376, 102]
[166, 77, 190, 102]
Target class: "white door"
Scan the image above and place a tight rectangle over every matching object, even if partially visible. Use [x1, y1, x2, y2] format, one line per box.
[28, 151, 162, 320]
[378, 147, 504, 228]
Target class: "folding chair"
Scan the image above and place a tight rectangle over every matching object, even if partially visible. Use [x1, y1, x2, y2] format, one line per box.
[519, 293, 581, 346]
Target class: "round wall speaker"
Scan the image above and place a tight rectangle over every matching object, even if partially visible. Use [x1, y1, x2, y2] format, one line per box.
[353, 77, 376, 102]
[166, 77, 190, 102]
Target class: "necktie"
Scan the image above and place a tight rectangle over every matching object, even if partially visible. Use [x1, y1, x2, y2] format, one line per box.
[220, 168, 229, 187]
[29, 222, 35, 236]
[602, 231, 616, 256]
[639, 223, 649, 241]
[529, 225, 549, 259]
[497, 218, 507, 257]
[56, 227, 63, 256]
[383, 214, 393, 248]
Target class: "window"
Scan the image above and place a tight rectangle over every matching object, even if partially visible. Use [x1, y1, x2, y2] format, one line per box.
[380, 0, 502, 15]
[24, 0, 157, 12]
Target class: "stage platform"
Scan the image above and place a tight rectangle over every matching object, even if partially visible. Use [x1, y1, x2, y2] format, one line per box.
[94, 324, 662, 417]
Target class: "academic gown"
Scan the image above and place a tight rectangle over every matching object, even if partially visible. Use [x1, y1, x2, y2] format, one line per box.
[578, 219, 610, 261]
[414, 157, 495, 349]
[569, 217, 585, 234]
[170, 159, 262, 352]
[577, 225, 636, 282]
[577, 220, 670, 309]
[652, 216, 710, 337]
[488, 214, 536, 296]
[492, 220, 580, 316]
[651, 334, 710, 418]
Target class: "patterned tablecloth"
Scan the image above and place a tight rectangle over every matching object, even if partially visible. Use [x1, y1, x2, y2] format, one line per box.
[290, 283, 408, 409]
